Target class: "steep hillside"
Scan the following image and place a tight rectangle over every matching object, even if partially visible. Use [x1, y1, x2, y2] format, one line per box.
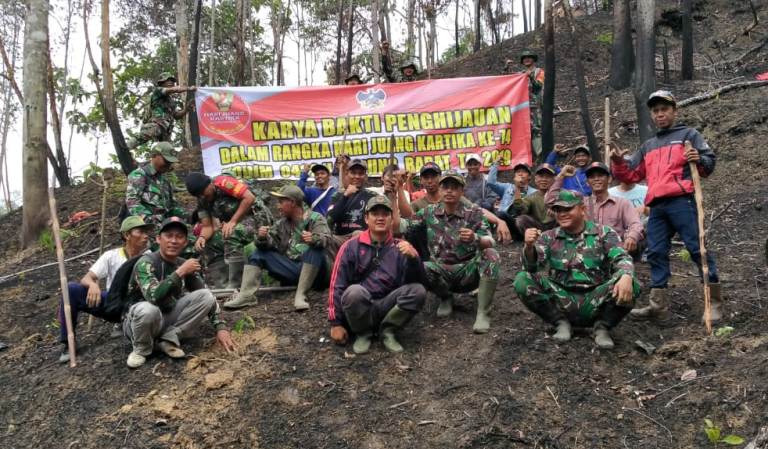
[1, 1, 767, 448]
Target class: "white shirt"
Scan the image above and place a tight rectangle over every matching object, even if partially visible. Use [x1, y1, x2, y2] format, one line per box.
[89, 248, 129, 289]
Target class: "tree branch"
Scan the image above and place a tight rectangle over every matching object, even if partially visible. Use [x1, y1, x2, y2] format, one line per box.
[678, 80, 768, 107]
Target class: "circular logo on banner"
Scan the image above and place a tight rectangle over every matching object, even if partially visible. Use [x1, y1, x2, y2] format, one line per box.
[199, 92, 251, 136]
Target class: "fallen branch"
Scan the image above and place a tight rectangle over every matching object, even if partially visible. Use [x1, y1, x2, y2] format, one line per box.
[678, 80, 768, 107]
[50, 184, 77, 368]
[698, 36, 768, 69]
[746, 426, 768, 449]
[0, 246, 108, 284]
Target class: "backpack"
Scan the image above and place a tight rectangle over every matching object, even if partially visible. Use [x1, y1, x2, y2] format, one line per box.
[102, 255, 145, 322]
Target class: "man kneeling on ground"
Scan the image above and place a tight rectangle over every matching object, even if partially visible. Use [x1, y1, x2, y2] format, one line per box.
[328, 196, 426, 354]
[57, 216, 153, 363]
[123, 217, 236, 368]
[514, 189, 640, 349]
[224, 185, 331, 311]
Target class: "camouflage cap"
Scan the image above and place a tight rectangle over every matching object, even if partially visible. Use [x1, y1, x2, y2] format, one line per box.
[159, 216, 188, 235]
[120, 215, 154, 233]
[520, 50, 538, 63]
[151, 141, 179, 163]
[439, 169, 466, 187]
[365, 195, 393, 212]
[419, 162, 441, 176]
[551, 189, 583, 208]
[270, 185, 305, 203]
[400, 60, 419, 72]
[157, 72, 177, 85]
[585, 161, 611, 176]
[348, 159, 368, 171]
[647, 90, 677, 108]
[344, 73, 362, 84]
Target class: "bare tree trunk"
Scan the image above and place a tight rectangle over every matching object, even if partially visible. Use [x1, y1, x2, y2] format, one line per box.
[406, 0, 416, 57]
[234, 0, 247, 85]
[86, 0, 133, 175]
[521, 0, 529, 33]
[534, 0, 541, 30]
[562, 0, 599, 158]
[176, 0, 191, 146]
[45, 49, 70, 186]
[334, 0, 343, 84]
[380, 0, 391, 43]
[188, 0, 202, 149]
[541, 0, 555, 159]
[681, 0, 693, 80]
[454, 0, 460, 57]
[22, 0, 51, 247]
[609, 0, 634, 89]
[484, 0, 500, 45]
[345, 0, 355, 76]
[371, 0, 381, 83]
[473, 0, 481, 52]
[634, 0, 656, 142]
[208, 0, 216, 86]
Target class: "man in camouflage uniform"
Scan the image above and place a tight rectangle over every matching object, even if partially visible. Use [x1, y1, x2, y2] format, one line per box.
[122, 217, 236, 368]
[224, 185, 331, 312]
[394, 170, 500, 334]
[185, 172, 273, 290]
[125, 142, 187, 230]
[127, 73, 197, 150]
[508, 50, 545, 158]
[514, 189, 640, 349]
[399, 61, 419, 83]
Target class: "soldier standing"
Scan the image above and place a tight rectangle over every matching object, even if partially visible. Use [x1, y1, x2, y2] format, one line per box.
[125, 142, 187, 229]
[127, 73, 196, 150]
[394, 170, 500, 334]
[509, 51, 545, 157]
[184, 172, 274, 291]
[399, 61, 419, 82]
[514, 189, 640, 349]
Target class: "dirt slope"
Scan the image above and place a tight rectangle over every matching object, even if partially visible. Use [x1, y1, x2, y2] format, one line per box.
[1, 0, 767, 448]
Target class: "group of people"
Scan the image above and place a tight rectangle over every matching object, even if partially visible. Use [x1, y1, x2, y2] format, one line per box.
[56, 50, 722, 366]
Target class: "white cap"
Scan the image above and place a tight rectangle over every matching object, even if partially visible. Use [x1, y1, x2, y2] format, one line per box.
[465, 154, 483, 165]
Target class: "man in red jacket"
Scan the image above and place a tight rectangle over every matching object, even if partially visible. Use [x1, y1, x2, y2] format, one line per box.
[610, 90, 721, 323]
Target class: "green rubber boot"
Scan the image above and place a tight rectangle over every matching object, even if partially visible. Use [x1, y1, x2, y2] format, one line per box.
[380, 305, 415, 353]
[223, 265, 261, 309]
[293, 264, 320, 311]
[472, 279, 497, 334]
[436, 295, 454, 317]
[353, 333, 372, 354]
[225, 257, 245, 290]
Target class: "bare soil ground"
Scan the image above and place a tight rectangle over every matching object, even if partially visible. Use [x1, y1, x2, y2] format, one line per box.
[1, 1, 767, 448]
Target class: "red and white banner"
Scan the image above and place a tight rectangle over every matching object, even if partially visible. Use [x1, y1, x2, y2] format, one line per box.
[195, 75, 532, 180]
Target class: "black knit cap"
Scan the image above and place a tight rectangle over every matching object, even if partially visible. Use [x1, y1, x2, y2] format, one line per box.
[185, 172, 212, 196]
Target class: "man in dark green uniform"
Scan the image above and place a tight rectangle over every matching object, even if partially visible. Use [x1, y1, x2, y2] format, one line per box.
[126, 73, 196, 150]
[125, 142, 187, 229]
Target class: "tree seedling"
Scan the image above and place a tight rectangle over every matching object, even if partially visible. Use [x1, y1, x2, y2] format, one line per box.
[233, 315, 256, 334]
[704, 419, 745, 446]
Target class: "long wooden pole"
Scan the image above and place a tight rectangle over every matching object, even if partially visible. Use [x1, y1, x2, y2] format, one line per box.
[686, 141, 712, 334]
[337, 113, 350, 188]
[604, 97, 611, 165]
[49, 184, 77, 367]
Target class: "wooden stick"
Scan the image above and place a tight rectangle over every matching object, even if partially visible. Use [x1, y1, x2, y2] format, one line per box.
[49, 184, 77, 367]
[388, 133, 396, 166]
[337, 113, 350, 188]
[0, 246, 106, 284]
[87, 176, 109, 331]
[603, 97, 611, 166]
[686, 141, 712, 334]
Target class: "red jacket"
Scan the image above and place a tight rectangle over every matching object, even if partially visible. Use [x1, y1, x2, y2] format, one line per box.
[611, 124, 716, 206]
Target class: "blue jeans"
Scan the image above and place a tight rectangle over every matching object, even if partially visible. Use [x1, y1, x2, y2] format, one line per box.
[646, 195, 718, 288]
[249, 247, 326, 286]
[59, 282, 108, 344]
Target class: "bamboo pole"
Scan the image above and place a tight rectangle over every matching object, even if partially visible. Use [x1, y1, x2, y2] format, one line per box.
[686, 141, 712, 334]
[337, 113, 350, 188]
[49, 184, 77, 367]
[603, 97, 611, 165]
[87, 176, 109, 331]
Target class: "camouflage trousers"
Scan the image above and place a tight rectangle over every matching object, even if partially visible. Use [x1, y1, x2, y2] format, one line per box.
[514, 271, 640, 328]
[220, 218, 257, 262]
[425, 248, 500, 298]
[530, 108, 542, 158]
[127, 120, 172, 150]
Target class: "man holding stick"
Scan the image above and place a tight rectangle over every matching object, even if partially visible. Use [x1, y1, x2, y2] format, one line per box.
[56, 216, 153, 363]
[610, 90, 721, 323]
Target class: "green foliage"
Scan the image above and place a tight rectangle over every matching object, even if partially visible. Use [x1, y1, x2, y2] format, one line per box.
[714, 326, 734, 337]
[39, 228, 77, 253]
[704, 419, 745, 446]
[596, 31, 613, 45]
[233, 315, 256, 334]
[440, 28, 474, 64]
[678, 249, 692, 263]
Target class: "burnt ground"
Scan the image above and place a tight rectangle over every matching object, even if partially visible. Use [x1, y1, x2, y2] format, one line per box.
[2, 0, 768, 448]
